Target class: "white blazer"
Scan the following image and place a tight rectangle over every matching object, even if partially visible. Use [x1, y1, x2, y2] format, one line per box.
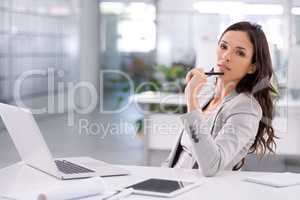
[162, 84, 263, 177]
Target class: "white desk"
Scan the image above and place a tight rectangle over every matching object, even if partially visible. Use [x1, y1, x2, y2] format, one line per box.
[130, 91, 186, 106]
[0, 159, 299, 200]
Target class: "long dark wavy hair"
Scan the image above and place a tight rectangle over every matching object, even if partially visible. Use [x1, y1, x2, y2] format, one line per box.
[219, 21, 278, 169]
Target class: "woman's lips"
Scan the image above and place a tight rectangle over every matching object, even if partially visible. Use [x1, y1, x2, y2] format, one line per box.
[217, 64, 231, 71]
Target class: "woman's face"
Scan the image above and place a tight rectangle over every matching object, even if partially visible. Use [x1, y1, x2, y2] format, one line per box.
[215, 30, 255, 85]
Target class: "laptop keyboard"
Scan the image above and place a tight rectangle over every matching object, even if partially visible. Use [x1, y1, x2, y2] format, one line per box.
[54, 160, 95, 174]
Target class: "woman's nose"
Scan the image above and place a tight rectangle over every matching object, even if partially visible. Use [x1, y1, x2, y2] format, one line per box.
[222, 50, 231, 62]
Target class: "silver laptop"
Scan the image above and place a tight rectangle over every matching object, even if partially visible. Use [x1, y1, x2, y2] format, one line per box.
[0, 103, 129, 180]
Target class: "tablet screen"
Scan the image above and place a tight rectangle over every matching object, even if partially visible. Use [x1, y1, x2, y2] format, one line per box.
[126, 178, 193, 194]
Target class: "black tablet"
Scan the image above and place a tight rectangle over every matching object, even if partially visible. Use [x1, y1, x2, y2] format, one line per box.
[126, 178, 202, 197]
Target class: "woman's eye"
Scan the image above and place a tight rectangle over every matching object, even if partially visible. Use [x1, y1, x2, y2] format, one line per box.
[237, 50, 245, 57]
[220, 44, 227, 49]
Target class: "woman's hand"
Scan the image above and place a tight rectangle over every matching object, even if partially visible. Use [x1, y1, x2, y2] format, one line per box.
[185, 68, 207, 112]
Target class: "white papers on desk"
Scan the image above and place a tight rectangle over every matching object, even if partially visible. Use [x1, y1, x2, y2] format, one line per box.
[245, 172, 300, 187]
[2, 177, 110, 200]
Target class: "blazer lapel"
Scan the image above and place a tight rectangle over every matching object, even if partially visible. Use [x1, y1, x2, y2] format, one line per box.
[163, 130, 184, 167]
[210, 90, 239, 137]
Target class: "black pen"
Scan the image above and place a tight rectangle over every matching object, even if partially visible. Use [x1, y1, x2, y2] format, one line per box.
[205, 67, 224, 76]
[204, 72, 224, 76]
[186, 66, 224, 76]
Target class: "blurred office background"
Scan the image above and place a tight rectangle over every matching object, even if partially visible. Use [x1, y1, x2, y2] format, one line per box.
[0, 0, 300, 172]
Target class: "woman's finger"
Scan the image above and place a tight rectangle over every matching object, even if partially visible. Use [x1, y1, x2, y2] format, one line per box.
[186, 71, 193, 82]
[186, 68, 206, 83]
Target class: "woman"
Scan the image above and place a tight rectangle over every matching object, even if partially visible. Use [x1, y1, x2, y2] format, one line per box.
[162, 21, 277, 176]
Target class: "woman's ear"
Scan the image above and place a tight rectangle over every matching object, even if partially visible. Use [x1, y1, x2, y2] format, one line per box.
[248, 63, 257, 74]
